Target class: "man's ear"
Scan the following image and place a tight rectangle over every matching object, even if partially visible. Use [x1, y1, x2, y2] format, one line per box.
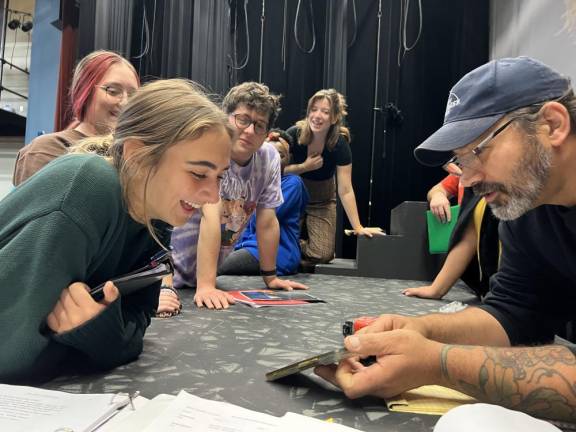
[542, 102, 570, 148]
[122, 139, 145, 160]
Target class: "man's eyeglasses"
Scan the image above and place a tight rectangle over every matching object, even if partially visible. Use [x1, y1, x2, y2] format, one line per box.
[97, 85, 136, 102]
[443, 117, 516, 177]
[231, 113, 269, 136]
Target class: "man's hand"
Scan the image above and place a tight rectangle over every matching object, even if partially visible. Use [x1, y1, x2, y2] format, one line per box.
[265, 277, 309, 291]
[194, 286, 236, 309]
[47, 281, 119, 334]
[314, 329, 442, 399]
[359, 314, 429, 338]
[430, 192, 452, 223]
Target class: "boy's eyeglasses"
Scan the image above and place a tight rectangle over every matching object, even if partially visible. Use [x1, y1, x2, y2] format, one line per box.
[231, 113, 269, 136]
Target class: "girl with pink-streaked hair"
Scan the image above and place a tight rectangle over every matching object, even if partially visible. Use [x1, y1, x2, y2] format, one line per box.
[13, 50, 139, 186]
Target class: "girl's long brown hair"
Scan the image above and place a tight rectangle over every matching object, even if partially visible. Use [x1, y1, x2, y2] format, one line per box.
[73, 79, 235, 248]
[296, 88, 350, 151]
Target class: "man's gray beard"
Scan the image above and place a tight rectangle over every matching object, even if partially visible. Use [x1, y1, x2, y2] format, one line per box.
[489, 137, 552, 221]
[490, 186, 539, 220]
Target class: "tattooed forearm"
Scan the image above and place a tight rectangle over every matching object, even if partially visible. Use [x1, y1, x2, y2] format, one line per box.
[440, 344, 576, 422]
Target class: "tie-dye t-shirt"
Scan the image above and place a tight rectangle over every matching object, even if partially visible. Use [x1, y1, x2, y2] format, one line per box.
[171, 141, 283, 288]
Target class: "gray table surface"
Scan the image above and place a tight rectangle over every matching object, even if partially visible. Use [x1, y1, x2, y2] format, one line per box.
[44, 274, 481, 431]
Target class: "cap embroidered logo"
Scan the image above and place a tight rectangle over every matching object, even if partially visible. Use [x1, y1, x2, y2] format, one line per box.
[445, 92, 460, 117]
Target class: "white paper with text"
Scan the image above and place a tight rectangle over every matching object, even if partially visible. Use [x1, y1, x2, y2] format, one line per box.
[0, 384, 125, 432]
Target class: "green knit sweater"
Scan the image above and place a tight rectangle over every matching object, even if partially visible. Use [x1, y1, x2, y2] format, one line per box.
[0, 154, 167, 383]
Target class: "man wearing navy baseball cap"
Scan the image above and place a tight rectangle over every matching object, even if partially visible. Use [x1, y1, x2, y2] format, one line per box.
[316, 57, 576, 426]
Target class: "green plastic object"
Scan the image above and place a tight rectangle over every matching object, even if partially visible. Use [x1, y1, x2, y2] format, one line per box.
[426, 205, 460, 254]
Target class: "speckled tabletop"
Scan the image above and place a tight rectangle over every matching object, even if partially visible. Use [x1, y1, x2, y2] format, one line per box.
[44, 274, 480, 431]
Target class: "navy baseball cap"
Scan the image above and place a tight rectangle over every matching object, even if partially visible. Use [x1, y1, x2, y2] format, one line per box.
[414, 57, 572, 166]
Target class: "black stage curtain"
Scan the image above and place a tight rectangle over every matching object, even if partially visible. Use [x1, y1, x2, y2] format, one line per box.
[231, 0, 328, 129]
[341, 0, 489, 257]
[75, 0, 489, 259]
[78, 0, 132, 58]
[130, 1, 229, 94]
[191, 1, 229, 94]
[94, 0, 133, 56]
[77, 0, 96, 58]
[323, 0, 347, 92]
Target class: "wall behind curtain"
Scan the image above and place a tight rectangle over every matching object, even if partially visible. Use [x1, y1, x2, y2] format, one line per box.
[491, 0, 576, 83]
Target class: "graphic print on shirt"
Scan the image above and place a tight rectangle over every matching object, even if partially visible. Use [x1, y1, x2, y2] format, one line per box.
[220, 174, 258, 247]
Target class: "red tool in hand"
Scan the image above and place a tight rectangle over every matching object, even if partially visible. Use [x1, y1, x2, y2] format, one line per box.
[342, 316, 378, 366]
[342, 316, 377, 337]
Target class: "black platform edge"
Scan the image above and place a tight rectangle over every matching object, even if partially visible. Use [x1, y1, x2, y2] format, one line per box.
[314, 258, 359, 276]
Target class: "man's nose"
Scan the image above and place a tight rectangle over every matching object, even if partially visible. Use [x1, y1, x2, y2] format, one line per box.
[458, 167, 484, 188]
